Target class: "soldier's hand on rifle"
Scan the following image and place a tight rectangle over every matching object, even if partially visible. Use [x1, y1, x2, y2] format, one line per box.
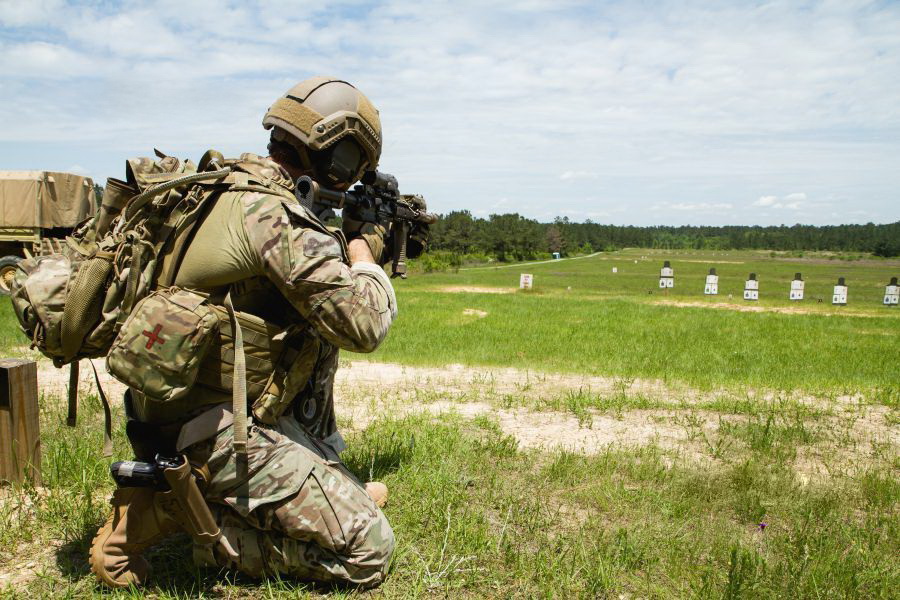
[342, 207, 389, 265]
[402, 194, 430, 259]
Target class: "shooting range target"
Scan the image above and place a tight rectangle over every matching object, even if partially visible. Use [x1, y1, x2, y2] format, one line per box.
[884, 277, 899, 306]
[659, 260, 674, 288]
[790, 272, 804, 301]
[832, 277, 848, 305]
[519, 273, 533, 290]
[704, 268, 719, 295]
[743, 273, 759, 301]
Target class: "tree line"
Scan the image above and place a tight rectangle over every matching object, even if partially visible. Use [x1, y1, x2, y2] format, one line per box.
[428, 211, 900, 260]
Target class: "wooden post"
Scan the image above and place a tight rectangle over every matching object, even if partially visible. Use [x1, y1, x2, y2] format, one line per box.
[0, 359, 41, 486]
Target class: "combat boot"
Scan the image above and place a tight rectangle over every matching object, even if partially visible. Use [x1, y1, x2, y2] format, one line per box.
[89, 487, 182, 588]
[365, 481, 388, 508]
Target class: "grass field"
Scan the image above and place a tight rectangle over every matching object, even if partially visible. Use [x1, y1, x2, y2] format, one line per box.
[372, 249, 900, 392]
[0, 249, 897, 598]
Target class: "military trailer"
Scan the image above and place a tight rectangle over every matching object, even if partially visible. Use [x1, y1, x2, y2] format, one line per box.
[0, 171, 96, 294]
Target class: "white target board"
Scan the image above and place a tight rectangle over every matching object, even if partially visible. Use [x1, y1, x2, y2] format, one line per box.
[884, 285, 899, 305]
[743, 279, 759, 301]
[519, 273, 533, 290]
[704, 274, 719, 295]
[832, 285, 847, 305]
[790, 280, 805, 301]
[659, 264, 674, 289]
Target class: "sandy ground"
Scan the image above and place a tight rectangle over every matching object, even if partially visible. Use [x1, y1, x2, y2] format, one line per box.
[675, 259, 746, 264]
[34, 358, 898, 475]
[334, 361, 897, 464]
[438, 285, 514, 294]
[653, 299, 886, 317]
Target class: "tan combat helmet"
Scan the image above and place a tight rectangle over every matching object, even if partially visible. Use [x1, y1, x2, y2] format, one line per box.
[263, 76, 381, 186]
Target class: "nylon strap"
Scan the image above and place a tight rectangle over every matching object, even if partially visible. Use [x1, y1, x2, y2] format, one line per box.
[87, 360, 113, 457]
[66, 361, 78, 427]
[223, 291, 249, 458]
[122, 167, 231, 223]
[120, 239, 144, 320]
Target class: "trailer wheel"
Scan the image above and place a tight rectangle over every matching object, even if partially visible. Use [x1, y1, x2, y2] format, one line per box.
[0, 255, 23, 296]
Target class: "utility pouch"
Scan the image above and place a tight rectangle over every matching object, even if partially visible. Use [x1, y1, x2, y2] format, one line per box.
[251, 331, 321, 425]
[107, 287, 218, 402]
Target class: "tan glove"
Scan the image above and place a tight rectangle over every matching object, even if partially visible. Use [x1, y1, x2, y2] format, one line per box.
[342, 209, 388, 264]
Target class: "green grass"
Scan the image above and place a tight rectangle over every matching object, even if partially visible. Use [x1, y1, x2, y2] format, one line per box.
[0, 248, 897, 597]
[1, 401, 897, 598]
[364, 249, 900, 393]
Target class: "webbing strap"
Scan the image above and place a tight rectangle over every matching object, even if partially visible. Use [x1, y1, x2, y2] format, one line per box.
[87, 360, 113, 457]
[66, 361, 78, 427]
[122, 167, 231, 224]
[224, 292, 249, 458]
[120, 240, 144, 319]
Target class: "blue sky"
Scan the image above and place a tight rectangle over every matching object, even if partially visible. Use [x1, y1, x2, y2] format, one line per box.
[1, 0, 898, 226]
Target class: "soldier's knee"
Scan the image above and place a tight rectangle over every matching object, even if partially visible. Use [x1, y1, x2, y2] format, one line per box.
[345, 509, 395, 586]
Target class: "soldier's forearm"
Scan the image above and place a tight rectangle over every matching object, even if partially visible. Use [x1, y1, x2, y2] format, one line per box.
[348, 237, 375, 265]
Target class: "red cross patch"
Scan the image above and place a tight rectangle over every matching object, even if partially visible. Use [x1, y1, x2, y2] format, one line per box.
[142, 324, 166, 350]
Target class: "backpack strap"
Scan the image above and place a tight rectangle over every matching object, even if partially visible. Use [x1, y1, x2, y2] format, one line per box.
[155, 185, 229, 288]
[223, 291, 249, 460]
[87, 359, 114, 457]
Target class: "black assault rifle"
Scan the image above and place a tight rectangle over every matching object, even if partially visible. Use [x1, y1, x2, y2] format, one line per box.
[295, 171, 436, 278]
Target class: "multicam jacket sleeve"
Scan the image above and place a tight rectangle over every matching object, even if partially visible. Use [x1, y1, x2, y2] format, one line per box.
[241, 191, 397, 353]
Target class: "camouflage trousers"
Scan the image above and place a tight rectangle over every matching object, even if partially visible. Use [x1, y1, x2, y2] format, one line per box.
[184, 415, 394, 588]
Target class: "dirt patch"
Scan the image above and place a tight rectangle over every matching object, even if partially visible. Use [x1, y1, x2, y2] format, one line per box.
[442, 403, 697, 456]
[335, 361, 897, 477]
[0, 541, 63, 590]
[28, 357, 897, 481]
[336, 360, 688, 404]
[677, 259, 746, 264]
[34, 359, 126, 402]
[462, 308, 488, 318]
[654, 299, 882, 318]
[437, 286, 513, 294]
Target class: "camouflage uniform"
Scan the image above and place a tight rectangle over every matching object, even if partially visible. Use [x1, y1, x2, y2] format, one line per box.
[129, 154, 396, 586]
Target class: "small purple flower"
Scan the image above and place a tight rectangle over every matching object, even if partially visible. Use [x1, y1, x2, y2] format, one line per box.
[758, 522, 767, 531]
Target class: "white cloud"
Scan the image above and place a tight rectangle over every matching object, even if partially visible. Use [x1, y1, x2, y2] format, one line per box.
[560, 170, 598, 181]
[0, 0, 63, 27]
[671, 202, 732, 211]
[0, 1, 898, 226]
[753, 193, 805, 210]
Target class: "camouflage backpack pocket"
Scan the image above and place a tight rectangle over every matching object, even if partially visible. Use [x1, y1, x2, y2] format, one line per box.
[107, 288, 218, 402]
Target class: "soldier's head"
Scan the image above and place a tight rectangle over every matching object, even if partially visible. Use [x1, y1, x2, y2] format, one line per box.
[263, 76, 381, 191]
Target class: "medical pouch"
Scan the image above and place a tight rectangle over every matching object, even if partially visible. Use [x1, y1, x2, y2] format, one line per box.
[107, 288, 218, 402]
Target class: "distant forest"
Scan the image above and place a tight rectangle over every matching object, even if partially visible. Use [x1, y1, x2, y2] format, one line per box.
[428, 211, 900, 261]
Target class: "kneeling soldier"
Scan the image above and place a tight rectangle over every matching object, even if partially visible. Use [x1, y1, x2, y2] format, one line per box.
[88, 76, 399, 588]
